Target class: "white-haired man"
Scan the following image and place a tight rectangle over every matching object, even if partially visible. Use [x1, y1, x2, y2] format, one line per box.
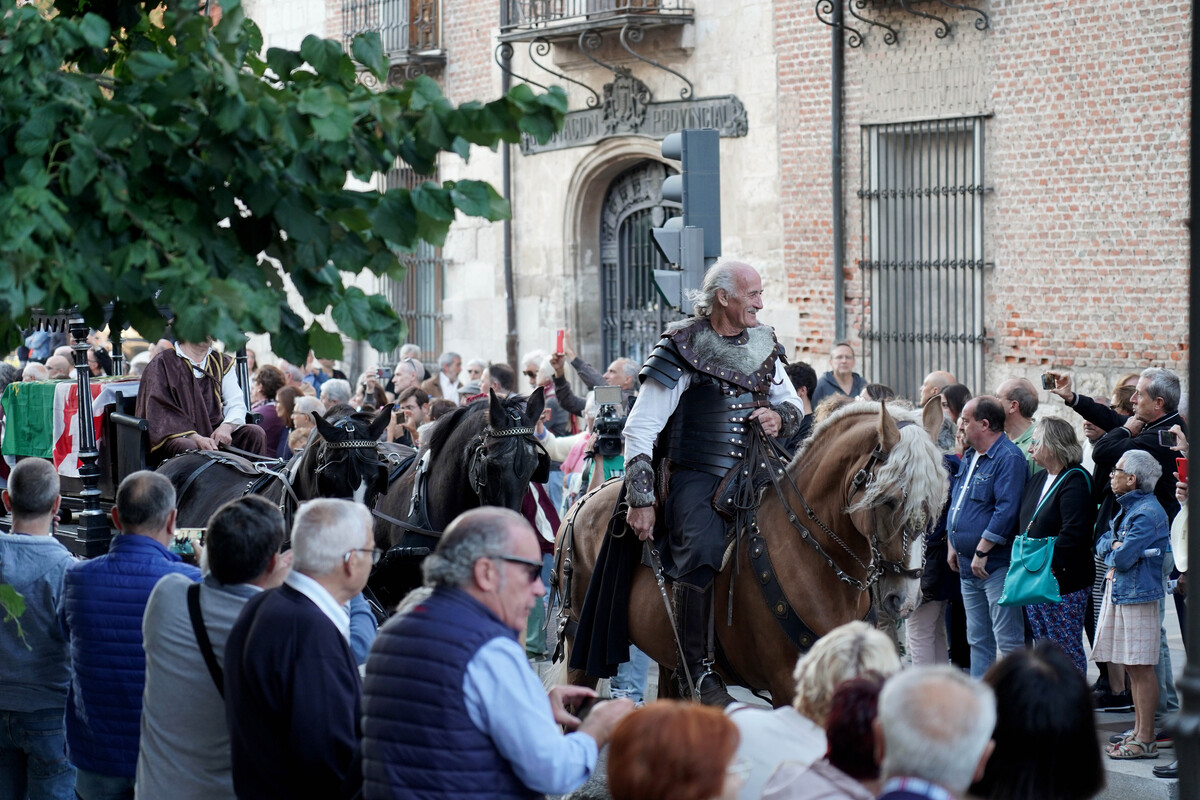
[610, 260, 803, 705]
[421, 351, 462, 404]
[875, 666, 996, 800]
[320, 377, 353, 410]
[362, 507, 632, 798]
[224, 499, 376, 800]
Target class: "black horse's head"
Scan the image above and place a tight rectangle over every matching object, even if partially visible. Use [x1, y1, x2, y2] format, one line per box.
[463, 387, 548, 511]
[306, 404, 394, 507]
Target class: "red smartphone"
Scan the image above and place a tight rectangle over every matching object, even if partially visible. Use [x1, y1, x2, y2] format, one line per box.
[555, 329, 564, 355]
[1177, 457, 1188, 483]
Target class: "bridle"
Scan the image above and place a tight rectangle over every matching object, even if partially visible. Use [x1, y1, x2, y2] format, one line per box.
[313, 418, 388, 502]
[467, 419, 544, 500]
[759, 419, 924, 592]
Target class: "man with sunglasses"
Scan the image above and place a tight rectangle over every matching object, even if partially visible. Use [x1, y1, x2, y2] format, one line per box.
[362, 507, 633, 799]
[224, 499, 378, 800]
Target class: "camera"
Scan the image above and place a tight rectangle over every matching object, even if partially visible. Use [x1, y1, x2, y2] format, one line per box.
[1159, 429, 1178, 448]
[593, 385, 626, 459]
[377, 366, 393, 381]
[1040, 373, 1056, 390]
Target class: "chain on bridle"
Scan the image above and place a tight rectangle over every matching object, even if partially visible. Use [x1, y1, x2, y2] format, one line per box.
[760, 420, 924, 592]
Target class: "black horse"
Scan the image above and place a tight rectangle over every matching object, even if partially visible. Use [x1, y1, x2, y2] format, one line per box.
[158, 406, 396, 529]
[368, 388, 548, 611]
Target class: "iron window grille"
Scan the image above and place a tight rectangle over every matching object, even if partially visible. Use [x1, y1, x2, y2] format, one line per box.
[500, 0, 691, 34]
[380, 163, 446, 363]
[342, 0, 441, 57]
[858, 117, 989, 400]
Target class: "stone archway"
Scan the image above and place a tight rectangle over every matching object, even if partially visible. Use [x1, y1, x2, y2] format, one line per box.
[598, 160, 679, 366]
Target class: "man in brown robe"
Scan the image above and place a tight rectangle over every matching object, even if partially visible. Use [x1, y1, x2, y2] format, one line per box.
[136, 341, 267, 465]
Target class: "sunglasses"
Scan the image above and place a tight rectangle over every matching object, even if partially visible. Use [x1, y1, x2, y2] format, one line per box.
[494, 554, 542, 583]
[523, 370, 538, 379]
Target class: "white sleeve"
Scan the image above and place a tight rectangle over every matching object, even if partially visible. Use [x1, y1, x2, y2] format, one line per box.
[769, 360, 804, 412]
[221, 366, 248, 427]
[621, 373, 690, 463]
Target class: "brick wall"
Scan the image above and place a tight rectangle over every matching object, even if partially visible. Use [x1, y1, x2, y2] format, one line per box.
[778, 1, 1190, 392]
[440, 0, 497, 104]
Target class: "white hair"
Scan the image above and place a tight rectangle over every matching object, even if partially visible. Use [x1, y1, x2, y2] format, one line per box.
[399, 344, 422, 360]
[320, 378, 352, 404]
[291, 499, 373, 577]
[22, 362, 48, 381]
[686, 261, 749, 318]
[878, 666, 996, 793]
[1119, 449, 1162, 492]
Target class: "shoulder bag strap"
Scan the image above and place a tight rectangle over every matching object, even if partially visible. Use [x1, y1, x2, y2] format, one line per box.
[1026, 466, 1090, 532]
[187, 582, 225, 698]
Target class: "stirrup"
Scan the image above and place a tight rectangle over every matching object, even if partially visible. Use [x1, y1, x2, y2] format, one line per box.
[693, 661, 735, 707]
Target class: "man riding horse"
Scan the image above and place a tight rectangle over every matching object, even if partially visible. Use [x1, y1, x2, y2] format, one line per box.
[623, 260, 803, 705]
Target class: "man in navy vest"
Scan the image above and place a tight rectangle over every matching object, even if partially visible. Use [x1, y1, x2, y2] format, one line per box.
[362, 507, 633, 799]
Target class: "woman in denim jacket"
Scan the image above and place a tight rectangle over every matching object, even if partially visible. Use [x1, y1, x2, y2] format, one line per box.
[1092, 450, 1170, 760]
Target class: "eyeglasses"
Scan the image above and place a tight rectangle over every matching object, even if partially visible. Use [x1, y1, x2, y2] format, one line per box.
[1030, 438, 1040, 446]
[493, 554, 543, 583]
[522, 370, 538, 379]
[344, 547, 383, 565]
[1112, 467, 1130, 476]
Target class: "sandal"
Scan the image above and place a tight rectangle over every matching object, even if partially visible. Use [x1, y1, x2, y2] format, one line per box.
[1107, 739, 1159, 760]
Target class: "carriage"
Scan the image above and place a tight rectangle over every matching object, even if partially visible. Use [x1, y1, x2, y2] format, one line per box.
[1, 305, 314, 556]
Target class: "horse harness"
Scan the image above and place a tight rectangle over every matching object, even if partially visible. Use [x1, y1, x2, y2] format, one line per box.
[742, 419, 922, 656]
[373, 417, 551, 540]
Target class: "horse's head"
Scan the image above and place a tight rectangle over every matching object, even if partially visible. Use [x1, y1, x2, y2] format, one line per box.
[465, 387, 549, 510]
[838, 399, 947, 618]
[308, 404, 395, 506]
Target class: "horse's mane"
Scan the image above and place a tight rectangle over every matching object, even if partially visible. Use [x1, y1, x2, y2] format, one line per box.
[421, 394, 534, 463]
[798, 401, 948, 536]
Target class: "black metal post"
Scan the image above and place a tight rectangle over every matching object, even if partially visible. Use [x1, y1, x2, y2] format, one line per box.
[108, 305, 123, 378]
[62, 315, 111, 557]
[235, 347, 252, 410]
[831, 0, 845, 341]
[1178, 3, 1199, 795]
[501, 50, 518, 371]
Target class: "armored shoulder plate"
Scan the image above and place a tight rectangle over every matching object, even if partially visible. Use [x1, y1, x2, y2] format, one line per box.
[639, 337, 688, 389]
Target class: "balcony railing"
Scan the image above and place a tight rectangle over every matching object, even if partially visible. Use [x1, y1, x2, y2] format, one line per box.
[500, 0, 692, 37]
[343, 0, 442, 60]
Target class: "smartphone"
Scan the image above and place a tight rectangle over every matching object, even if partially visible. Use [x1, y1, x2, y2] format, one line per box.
[1159, 429, 1178, 448]
[1040, 373, 1056, 390]
[1168, 579, 1179, 592]
[1178, 457, 1188, 483]
[555, 329, 565, 355]
[377, 366, 392, 381]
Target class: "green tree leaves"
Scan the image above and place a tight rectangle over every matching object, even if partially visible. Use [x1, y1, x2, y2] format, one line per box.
[1, 0, 566, 364]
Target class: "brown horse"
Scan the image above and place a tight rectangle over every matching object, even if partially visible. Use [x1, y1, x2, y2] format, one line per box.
[554, 400, 947, 707]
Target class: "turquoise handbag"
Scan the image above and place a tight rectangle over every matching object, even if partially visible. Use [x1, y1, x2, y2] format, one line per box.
[998, 533, 1060, 606]
[997, 467, 1089, 607]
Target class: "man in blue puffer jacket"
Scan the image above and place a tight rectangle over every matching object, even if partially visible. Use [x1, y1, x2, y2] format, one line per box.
[59, 471, 200, 800]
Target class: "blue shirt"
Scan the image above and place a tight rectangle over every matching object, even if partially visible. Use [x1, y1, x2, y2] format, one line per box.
[463, 636, 598, 795]
[947, 434, 1028, 570]
[0, 532, 75, 712]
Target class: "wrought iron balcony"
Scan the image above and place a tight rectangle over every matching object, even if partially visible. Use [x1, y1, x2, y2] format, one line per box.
[343, 0, 444, 71]
[499, 0, 693, 42]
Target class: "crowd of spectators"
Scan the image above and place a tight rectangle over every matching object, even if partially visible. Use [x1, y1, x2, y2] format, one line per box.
[0, 322, 1189, 797]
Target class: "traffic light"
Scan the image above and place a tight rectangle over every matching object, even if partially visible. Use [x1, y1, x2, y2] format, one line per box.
[651, 129, 721, 314]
